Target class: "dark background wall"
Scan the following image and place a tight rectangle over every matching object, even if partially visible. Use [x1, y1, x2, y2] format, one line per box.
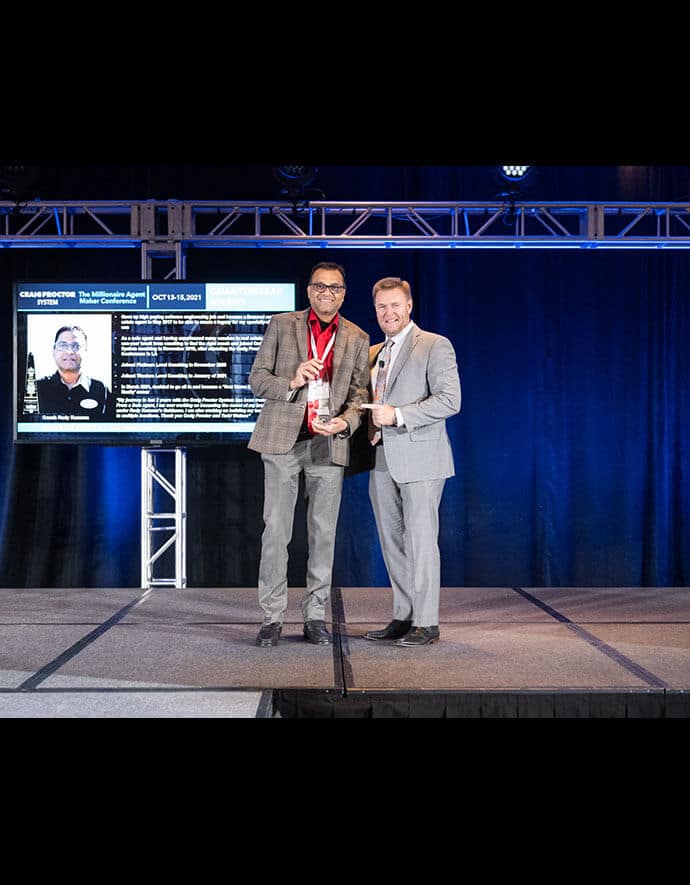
[1, 164, 689, 589]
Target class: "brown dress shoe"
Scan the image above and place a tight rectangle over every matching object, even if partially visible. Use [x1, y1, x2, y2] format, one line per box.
[394, 626, 440, 647]
[364, 619, 413, 641]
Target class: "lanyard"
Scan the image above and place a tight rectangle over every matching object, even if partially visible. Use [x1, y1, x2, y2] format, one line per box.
[309, 325, 336, 375]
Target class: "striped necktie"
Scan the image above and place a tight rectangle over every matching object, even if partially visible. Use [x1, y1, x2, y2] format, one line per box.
[370, 339, 393, 446]
[374, 339, 393, 403]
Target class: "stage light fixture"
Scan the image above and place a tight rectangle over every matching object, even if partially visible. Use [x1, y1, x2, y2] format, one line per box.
[494, 165, 536, 227]
[272, 165, 319, 202]
[0, 164, 39, 201]
[498, 165, 532, 183]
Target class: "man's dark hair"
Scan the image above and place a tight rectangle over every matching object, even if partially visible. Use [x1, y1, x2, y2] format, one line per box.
[54, 325, 87, 345]
[309, 262, 346, 284]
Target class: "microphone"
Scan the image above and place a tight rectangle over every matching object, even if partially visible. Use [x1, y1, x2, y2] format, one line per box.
[379, 339, 392, 369]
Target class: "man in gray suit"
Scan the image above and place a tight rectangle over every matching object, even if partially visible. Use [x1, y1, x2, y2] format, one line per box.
[248, 262, 370, 648]
[363, 276, 461, 647]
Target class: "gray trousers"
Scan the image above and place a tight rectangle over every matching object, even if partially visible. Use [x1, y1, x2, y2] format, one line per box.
[369, 445, 446, 628]
[258, 436, 344, 624]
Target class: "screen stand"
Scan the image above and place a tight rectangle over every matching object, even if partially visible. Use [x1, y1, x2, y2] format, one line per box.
[141, 447, 187, 589]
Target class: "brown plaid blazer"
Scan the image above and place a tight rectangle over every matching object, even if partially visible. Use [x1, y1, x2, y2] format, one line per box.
[247, 308, 370, 466]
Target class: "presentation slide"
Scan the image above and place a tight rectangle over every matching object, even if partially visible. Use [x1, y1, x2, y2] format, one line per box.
[14, 281, 295, 444]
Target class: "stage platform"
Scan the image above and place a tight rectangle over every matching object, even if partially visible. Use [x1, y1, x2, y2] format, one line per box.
[1, 585, 689, 718]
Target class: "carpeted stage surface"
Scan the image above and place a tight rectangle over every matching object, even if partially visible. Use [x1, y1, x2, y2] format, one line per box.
[1, 585, 689, 717]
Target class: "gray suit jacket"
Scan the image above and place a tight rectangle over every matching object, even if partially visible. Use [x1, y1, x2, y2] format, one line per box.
[373, 322, 461, 483]
[248, 308, 370, 466]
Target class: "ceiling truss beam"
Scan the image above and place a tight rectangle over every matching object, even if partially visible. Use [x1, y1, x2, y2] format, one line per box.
[1, 201, 689, 255]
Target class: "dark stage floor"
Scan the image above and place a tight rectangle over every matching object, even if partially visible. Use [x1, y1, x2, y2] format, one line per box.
[1, 585, 689, 717]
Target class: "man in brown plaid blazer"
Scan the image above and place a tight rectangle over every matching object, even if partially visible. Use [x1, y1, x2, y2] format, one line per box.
[248, 262, 370, 647]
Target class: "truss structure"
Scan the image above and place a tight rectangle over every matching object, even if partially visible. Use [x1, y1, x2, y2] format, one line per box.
[2, 199, 690, 269]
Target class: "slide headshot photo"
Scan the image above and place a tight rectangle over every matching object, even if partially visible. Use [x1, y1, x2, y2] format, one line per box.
[28, 314, 114, 418]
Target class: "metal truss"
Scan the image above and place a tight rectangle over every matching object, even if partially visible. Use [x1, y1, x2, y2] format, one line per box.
[141, 448, 187, 589]
[3, 198, 689, 280]
[2, 200, 690, 258]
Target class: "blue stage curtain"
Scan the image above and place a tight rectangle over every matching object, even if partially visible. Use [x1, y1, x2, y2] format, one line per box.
[1, 166, 689, 588]
[333, 247, 690, 589]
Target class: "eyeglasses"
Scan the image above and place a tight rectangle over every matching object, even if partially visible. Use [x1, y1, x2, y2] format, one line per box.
[309, 282, 346, 295]
[55, 341, 83, 352]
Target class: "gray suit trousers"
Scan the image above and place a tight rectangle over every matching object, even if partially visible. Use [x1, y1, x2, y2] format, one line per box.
[369, 444, 446, 627]
[258, 436, 344, 624]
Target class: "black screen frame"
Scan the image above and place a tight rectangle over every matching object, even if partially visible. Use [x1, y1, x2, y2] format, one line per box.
[13, 280, 296, 446]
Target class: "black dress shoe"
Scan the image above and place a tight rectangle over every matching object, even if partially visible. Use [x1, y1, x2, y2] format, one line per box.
[394, 626, 440, 647]
[363, 619, 413, 641]
[303, 620, 332, 645]
[256, 622, 282, 647]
